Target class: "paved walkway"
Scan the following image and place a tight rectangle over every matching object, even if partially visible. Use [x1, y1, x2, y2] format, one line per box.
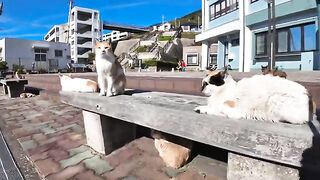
[0, 94, 225, 180]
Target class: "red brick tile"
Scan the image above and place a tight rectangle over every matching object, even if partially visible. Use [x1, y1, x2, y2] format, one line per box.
[34, 158, 61, 177]
[48, 149, 69, 162]
[32, 133, 47, 142]
[57, 139, 85, 151]
[30, 151, 49, 162]
[28, 142, 57, 156]
[75, 170, 104, 180]
[12, 128, 40, 138]
[46, 163, 86, 180]
[104, 145, 141, 168]
[18, 135, 32, 143]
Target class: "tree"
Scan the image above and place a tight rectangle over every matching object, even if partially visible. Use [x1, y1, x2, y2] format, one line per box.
[88, 53, 95, 63]
[0, 61, 8, 70]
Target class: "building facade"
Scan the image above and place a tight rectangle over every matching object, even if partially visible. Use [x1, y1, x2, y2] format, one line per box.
[45, 6, 102, 64]
[0, 38, 71, 72]
[196, 0, 320, 71]
[102, 31, 131, 42]
[183, 44, 218, 70]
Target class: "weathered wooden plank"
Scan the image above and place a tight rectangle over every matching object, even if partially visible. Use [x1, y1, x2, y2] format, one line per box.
[60, 91, 320, 168]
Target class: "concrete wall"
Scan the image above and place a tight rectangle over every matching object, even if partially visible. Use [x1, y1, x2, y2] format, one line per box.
[0, 38, 71, 71]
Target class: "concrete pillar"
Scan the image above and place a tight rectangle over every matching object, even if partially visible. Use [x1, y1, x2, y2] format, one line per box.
[201, 41, 209, 70]
[227, 153, 299, 180]
[217, 40, 225, 69]
[316, 2, 320, 70]
[243, 27, 253, 72]
[82, 110, 136, 155]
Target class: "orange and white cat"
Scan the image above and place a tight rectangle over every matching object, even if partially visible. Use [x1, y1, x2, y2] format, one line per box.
[95, 40, 126, 97]
[59, 74, 98, 93]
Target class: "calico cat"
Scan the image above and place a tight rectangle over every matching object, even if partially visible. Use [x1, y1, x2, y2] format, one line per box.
[95, 40, 126, 97]
[59, 74, 98, 93]
[261, 65, 287, 78]
[195, 68, 314, 124]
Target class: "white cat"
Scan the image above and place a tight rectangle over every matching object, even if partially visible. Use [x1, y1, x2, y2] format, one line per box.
[59, 74, 98, 93]
[95, 40, 126, 97]
[194, 69, 314, 124]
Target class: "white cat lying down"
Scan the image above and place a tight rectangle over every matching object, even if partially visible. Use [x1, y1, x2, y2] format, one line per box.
[59, 74, 98, 93]
[195, 69, 315, 124]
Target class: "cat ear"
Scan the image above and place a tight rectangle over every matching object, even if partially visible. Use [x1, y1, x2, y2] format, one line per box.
[107, 38, 112, 45]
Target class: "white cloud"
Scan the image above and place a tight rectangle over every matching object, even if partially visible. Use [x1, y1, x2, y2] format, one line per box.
[101, 1, 150, 10]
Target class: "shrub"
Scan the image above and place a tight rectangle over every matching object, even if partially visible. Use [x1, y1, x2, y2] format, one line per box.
[12, 64, 25, 73]
[135, 46, 149, 53]
[0, 61, 8, 70]
[159, 36, 173, 41]
[143, 59, 177, 71]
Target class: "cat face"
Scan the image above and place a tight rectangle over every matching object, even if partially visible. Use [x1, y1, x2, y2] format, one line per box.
[201, 70, 227, 96]
[95, 41, 112, 58]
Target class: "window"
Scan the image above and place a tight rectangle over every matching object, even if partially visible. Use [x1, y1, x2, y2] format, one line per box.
[304, 24, 316, 51]
[231, 39, 239, 46]
[255, 23, 316, 56]
[209, 0, 239, 20]
[256, 33, 266, 55]
[34, 48, 47, 62]
[186, 54, 198, 65]
[209, 54, 217, 65]
[55, 50, 63, 57]
[250, 0, 259, 3]
[277, 30, 288, 53]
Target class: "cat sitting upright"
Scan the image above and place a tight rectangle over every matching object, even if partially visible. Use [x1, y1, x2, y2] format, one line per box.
[95, 40, 126, 97]
[194, 68, 314, 124]
[59, 74, 98, 93]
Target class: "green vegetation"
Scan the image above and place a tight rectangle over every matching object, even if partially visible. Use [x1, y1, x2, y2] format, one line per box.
[12, 64, 25, 74]
[181, 32, 198, 39]
[169, 10, 201, 26]
[159, 36, 173, 41]
[143, 59, 178, 71]
[0, 61, 8, 70]
[88, 53, 95, 63]
[135, 45, 150, 53]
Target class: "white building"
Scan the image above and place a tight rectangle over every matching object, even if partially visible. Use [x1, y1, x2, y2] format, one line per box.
[45, 6, 102, 64]
[153, 22, 172, 32]
[102, 31, 131, 42]
[44, 24, 69, 43]
[196, 0, 320, 71]
[0, 38, 71, 72]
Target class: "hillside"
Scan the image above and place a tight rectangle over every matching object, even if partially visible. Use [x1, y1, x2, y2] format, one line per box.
[169, 10, 202, 26]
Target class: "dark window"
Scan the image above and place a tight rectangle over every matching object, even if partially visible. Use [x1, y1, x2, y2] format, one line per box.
[255, 22, 316, 56]
[250, 0, 259, 3]
[209, 0, 239, 20]
[209, 54, 217, 65]
[34, 48, 47, 61]
[55, 50, 63, 57]
[256, 33, 267, 55]
[186, 54, 198, 65]
[231, 39, 239, 46]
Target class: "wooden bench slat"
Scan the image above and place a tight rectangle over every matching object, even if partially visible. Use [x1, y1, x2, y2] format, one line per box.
[60, 91, 320, 168]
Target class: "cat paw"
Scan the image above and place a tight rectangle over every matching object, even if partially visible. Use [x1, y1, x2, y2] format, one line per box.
[106, 92, 113, 97]
[194, 106, 208, 114]
[99, 92, 106, 96]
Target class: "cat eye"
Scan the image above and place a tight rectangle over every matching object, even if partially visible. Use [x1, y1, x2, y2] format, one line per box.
[98, 47, 101, 49]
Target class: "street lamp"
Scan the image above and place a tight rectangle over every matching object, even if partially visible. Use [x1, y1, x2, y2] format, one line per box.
[264, 0, 276, 70]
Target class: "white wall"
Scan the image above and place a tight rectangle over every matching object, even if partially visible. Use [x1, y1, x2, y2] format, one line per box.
[0, 38, 71, 71]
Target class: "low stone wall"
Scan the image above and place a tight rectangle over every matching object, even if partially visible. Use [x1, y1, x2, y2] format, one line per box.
[24, 72, 320, 116]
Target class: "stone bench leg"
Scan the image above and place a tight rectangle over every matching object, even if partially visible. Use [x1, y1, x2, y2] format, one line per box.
[82, 110, 136, 154]
[7, 84, 25, 98]
[2, 85, 8, 95]
[227, 153, 299, 180]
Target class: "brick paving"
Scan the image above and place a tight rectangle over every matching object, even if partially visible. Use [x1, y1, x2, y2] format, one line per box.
[0, 94, 226, 180]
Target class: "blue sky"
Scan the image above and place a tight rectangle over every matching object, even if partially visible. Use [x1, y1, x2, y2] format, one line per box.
[0, 0, 201, 40]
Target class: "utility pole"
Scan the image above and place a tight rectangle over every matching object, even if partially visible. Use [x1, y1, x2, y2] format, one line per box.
[265, 0, 276, 70]
[197, 16, 200, 30]
[162, 15, 165, 25]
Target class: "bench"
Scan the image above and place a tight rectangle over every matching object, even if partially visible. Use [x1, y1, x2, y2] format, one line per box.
[0, 79, 28, 98]
[60, 90, 320, 180]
